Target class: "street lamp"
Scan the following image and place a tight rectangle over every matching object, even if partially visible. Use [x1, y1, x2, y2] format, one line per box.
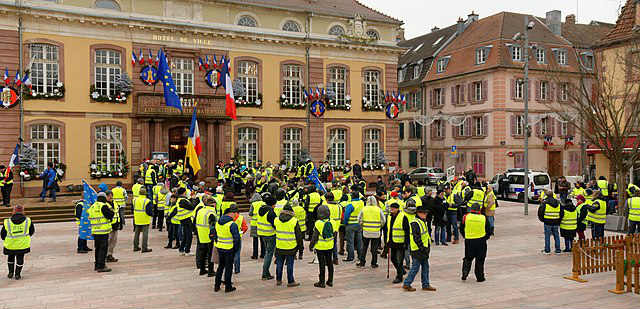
[514, 17, 535, 215]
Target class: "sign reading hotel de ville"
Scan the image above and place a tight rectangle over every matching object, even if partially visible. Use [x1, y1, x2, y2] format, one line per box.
[152, 34, 216, 47]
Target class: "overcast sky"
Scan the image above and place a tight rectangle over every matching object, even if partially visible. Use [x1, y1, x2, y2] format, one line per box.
[358, 0, 623, 39]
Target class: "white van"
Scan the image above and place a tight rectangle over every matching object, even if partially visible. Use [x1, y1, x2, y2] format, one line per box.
[490, 169, 552, 202]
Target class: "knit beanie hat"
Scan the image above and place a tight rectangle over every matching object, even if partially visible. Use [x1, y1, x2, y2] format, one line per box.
[12, 204, 24, 214]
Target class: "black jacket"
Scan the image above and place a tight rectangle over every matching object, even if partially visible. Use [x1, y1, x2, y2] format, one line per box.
[537, 197, 563, 225]
[2, 213, 36, 255]
[409, 219, 431, 260]
[431, 196, 448, 226]
[211, 214, 240, 253]
[258, 205, 277, 229]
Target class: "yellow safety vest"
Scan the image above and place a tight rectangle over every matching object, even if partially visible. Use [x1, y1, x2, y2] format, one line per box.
[292, 205, 307, 232]
[234, 214, 246, 238]
[153, 185, 166, 210]
[361, 205, 382, 233]
[274, 199, 287, 216]
[627, 197, 640, 222]
[571, 187, 586, 198]
[112, 187, 127, 207]
[331, 189, 343, 203]
[2, 169, 12, 185]
[219, 201, 235, 218]
[543, 204, 561, 220]
[250, 201, 265, 225]
[88, 202, 112, 235]
[195, 206, 216, 243]
[145, 168, 155, 185]
[387, 212, 406, 244]
[410, 195, 423, 207]
[560, 209, 577, 230]
[386, 198, 405, 213]
[464, 213, 487, 239]
[627, 184, 640, 197]
[587, 200, 606, 224]
[348, 200, 364, 225]
[308, 192, 322, 212]
[169, 205, 180, 224]
[314, 219, 334, 250]
[327, 203, 342, 231]
[467, 189, 486, 209]
[275, 217, 298, 250]
[3, 217, 31, 250]
[215, 220, 234, 250]
[133, 197, 151, 226]
[131, 184, 142, 199]
[174, 198, 192, 221]
[110, 202, 120, 225]
[597, 180, 609, 197]
[409, 218, 431, 251]
[257, 208, 275, 236]
[417, 186, 426, 198]
[446, 193, 456, 211]
[576, 203, 588, 226]
[175, 164, 184, 176]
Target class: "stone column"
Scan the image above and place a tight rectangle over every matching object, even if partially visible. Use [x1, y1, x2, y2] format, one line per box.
[207, 120, 216, 177]
[140, 119, 151, 161]
[153, 119, 164, 152]
[217, 121, 226, 163]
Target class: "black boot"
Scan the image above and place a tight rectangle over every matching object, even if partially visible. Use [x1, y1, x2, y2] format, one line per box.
[14, 265, 22, 280]
[7, 262, 14, 279]
[461, 259, 471, 281]
[207, 263, 215, 277]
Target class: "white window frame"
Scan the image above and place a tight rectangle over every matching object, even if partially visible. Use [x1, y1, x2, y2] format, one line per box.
[515, 79, 524, 99]
[329, 129, 346, 167]
[437, 58, 447, 72]
[474, 116, 484, 136]
[474, 82, 483, 101]
[282, 127, 302, 167]
[398, 69, 404, 83]
[94, 49, 121, 97]
[29, 43, 59, 94]
[238, 15, 258, 27]
[536, 48, 545, 63]
[458, 122, 466, 137]
[476, 48, 487, 64]
[560, 83, 569, 101]
[364, 70, 380, 106]
[558, 50, 568, 65]
[512, 46, 522, 61]
[540, 81, 549, 100]
[434, 120, 443, 138]
[515, 115, 525, 136]
[329, 67, 346, 106]
[94, 125, 122, 172]
[364, 129, 381, 166]
[283, 64, 302, 105]
[540, 118, 548, 135]
[434, 88, 443, 106]
[282, 20, 301, 32]
[238, 127, 259, 167]
[561, 122, 568, 136]
[30, 124, 60, 173]
[413, 65, 421, 79]
[238, 60, 258, 102]
[171, 57, 194, 95]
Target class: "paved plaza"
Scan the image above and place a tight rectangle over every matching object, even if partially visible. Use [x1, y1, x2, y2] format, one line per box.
[0, 201, 637, 309]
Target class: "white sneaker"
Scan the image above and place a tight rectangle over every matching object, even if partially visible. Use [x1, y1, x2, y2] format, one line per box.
[540, 250, 551, 255]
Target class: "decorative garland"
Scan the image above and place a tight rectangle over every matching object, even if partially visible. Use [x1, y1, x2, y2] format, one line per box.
[362, 95, 384, 111]
[236, 93, 263, 107]
[90, 84, 130, 103]
[362, 162, 385, 171]
[327, 95, 352, 110]
[22, 82, 65, 100]
[280, 93, 307, 109]
[89, 150, 129, 178]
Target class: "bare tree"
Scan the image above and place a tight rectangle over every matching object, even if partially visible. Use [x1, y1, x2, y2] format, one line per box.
[543, 43, 640, 215]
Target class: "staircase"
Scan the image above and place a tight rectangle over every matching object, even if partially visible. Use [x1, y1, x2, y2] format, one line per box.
[0, 194, 251, 224]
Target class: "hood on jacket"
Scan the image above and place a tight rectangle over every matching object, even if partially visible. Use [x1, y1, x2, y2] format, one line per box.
[10, 213, 27, 224]
[278, 210, 295, 222]
[218, 214, 234, 225]
[316, 204, 330, 220]
[562, 199, 576, 212]
[258, 204, 273, 217]
[544, 197, 559, 208]
[250, 192, 262, 203]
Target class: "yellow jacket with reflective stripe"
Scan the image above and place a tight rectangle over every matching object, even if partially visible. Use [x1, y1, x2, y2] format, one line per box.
[560, 209, 577, 230]
[348, 200, 364, 224]
[3, 217, 31, 250]
[597, 180, 609, 197]
[387, 212, 406, 244]
[215, 220, 234, 250]
[464, 213, 487, 239]
[543, 204, 561, 220]
[153, 185, 167, 210]
[250, 201, 265, 224]
[314, 219, 334, 250]
[467, 189, 486, 209]
[292, 205, 307, 232]
[327, 202, 342, 231]
[133, 197, 151, 226]
[361, 205, 382, 233]
[308, 192, 322, 212]
[195, 206, 216, 243]
[112, 186, 127, 207]
[257, 207, 275, 236]
[88, 202, 112, 235]
[131, 183, 143, 199]
[174, 198, 193, 221]
[587, 199, 606, 224]
[628, 197, 640, 222]
[275, 217, 298, 250]
[409, 218, 430, 251]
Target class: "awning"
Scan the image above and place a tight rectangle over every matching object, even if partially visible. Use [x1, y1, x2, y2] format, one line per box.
[586, 137, 638, 154]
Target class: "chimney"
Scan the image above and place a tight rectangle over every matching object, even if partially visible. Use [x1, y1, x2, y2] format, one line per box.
[467, 11, 479, 23]
[545, 10, 562, 36]
[565, 14, 576, 24]
[456, 17, 465, 35]
[431, 26, 440, 32]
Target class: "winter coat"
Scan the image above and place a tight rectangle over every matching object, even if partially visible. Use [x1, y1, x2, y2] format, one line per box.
[560, 203, 577, 238]
[211, 214, 240, 253]
[2, 213, 36, 255]
[274, 211, 303, 256]
[537, 197, 563, 226]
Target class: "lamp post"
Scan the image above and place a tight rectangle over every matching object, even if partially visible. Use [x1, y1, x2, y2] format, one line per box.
[518, 16, 535, 215]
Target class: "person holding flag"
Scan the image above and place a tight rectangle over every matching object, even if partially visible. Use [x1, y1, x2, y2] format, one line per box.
[86, 184, 115, 272]
[1, 144, 19, 207]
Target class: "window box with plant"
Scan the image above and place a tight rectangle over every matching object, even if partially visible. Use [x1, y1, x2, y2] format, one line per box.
[236, 93, 263, 107]
[89, 150, 129, 179]
[362, 94, 384, 111]
[89, 73, 132, 103]
[279, 93, 306, 109]
[22, 81, 65, 100]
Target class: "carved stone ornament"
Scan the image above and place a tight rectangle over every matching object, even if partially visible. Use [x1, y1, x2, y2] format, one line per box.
[341, 14, 375, 44]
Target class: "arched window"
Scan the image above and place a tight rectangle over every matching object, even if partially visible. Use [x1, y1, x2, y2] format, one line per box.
[282, 20, 301, 32]
[30, 124, 60, 173]
[329, 128, 347, 167]
[282, 127, 302, 167]
[366, 29, 380, 40]
[94, 49, 121, 96]
[238, 60, 258, 102]
[237, 15, 258, 27]
[329, 25, 345, 36]
[238, 127, 259, 167]
[95, 125, 123, 172]
[364, 128, 381, 166]
[95, 0, 121, 10]
[29, 43, 59, 94]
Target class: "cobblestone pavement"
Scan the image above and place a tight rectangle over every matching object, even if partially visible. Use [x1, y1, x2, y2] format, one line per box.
[0, 200, 637, 308]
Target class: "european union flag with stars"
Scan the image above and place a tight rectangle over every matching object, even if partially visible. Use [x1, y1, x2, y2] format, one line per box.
[157, 49, 182, 111]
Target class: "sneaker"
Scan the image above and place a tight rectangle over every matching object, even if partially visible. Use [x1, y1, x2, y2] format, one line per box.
[422, 286, 437, 291]
[214, 286, 221, 292]
[392, 277, 402, 284]
[403, 285, 416, 292]
[333, 259, 339, 265]
[441, 243, 448, 246]
[172, 245, 180, 249]
[180, 252, 186, 256]
[262, 275, 274, 280]
[541, 250, 551, 255]
[199, 269, 207, 276]
[342, 258, 354, 263]
[554, 250, 562, 254]
[106, 255, 119, 263]
[287, 282, 300, 287]
[356, 262, 365, 268]
[185, 252, 194, 256]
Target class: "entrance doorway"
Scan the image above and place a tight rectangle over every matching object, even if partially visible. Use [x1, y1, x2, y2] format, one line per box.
[548, 151, 563, 178]
[169, 126, 189, 162]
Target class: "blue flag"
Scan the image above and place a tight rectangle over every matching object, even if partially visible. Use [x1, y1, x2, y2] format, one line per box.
[307, 168, 326, 193]
[80, 180, 97, 240]
[82, 180, 97, 206]
[157, 49, 182, 111]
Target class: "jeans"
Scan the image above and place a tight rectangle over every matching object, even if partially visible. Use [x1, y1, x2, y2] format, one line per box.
[167, 223, 180, 247]
[261, 236, 276, 277]
[403, 255, 430, 288]
[446, 211, 459, 242]
[40, 184, 56, 200]
[275, 254, 295, 283]
[360, 237, 380, 265]
[93, 234, 109, 269]
[345, 224, 362, 261]
[233, 241, 242, 273]
[332, 233, 338, 260]
[434, 225, 446, 245]
[563, 236, 574, 251]
[252, 236, 265, 258]
[544, 224, 561, 253]
[215, 249, 234, 288]
[145, 184, 154, 200]
[1, 183, 12, 205]
[486, 216, 495, 235]
[196, 242, 214, 273]
[317, 249, 334, 284]
[629, 220, 640, 234]
[180, 220, 192, 253]
[591, 223, 605, 239]
[133, 225, 150, 250]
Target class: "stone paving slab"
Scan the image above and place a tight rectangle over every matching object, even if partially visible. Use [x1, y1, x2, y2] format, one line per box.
[0, 201, 638, 308]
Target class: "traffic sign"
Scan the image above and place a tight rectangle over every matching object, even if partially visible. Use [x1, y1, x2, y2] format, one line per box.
[451, 145, 457, 154]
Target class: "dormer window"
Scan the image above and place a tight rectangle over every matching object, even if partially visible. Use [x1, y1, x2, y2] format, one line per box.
[476, 48, 487, 64]
[536, 48, 545, 63]
[95, 0, 120, 10]
[512, 46, 522, 61]
[436, 57, 450, 73]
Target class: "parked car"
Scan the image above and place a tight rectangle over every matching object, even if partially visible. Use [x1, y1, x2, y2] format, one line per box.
[408, 167, 445, 185]
[489, 168, 551, 202]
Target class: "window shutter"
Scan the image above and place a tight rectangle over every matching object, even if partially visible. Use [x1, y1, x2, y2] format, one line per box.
[468, 83, 473, 103]
[549, 119, 555, 136]
[441, 121, 446, 138]
[460, 85, 465, 103]
[510, 115, 516, 136]
[452, 124, 457, 137]
[535, 122, 541, 137]
[508, 45, 514, 59]
[416, 123, 422, 139]
[474, 48, 480, 64]
[483, 115, 489, 137]
[557, 83, 562, 101]
[429, 89, 434, 107]
[482, 80, 488, 102]
[450, 87, 455, 104]
[480, 153, 486, 177]
[511, 79, 515, 99]
[549, 82, 555, 102]
[465, 118, 471, 137]
[569, 123, 576, 136]
[552, 49, 560, 64]
[430, 123, 436, 138]
[399, 123, 404, 140]
[441, 88, 445, 105]
[535, 80, 541, 102]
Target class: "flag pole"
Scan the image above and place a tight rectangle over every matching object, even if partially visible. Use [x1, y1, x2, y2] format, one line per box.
[18, 0, 24, 195]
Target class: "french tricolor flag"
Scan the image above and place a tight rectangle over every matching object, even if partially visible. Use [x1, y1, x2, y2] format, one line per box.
[138, 49, 145, 65]
[131, 50, 138, 66]
[7, 143, 19, 175]
[3, 68, 9, 85]
[22, 72, 32, 89]
[198, 57, 204, 71]
[222, 58, 236, 120]
[205, 55, 210, 70]
[14, 71, 21, 87]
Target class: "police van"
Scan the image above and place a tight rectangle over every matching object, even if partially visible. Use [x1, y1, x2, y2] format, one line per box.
[490, 169, 551, 202]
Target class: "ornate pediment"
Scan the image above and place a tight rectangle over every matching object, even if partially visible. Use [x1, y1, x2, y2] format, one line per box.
[340, 14, 375, 44]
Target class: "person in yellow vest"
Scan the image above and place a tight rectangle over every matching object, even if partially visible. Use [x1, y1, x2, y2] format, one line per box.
[342, 191, 364, 262]
[627, 182, 640, 199]
[274, 204, 303, 287]
[484, 185, 497, 236]
[144, 164, 157, 200]
[176, 188, 196, 255]
[274, 188, 288, 216]
[195, 196, 217, 277]
[596, 176, 609, 199]
[88, 192, 115, 272]
[386, 202, 410, 284]
[219, 191, 236, 219]
[324, 192, 342, 265]
[249, 192, 266, 259]
[132, 178, 144, 200]
[585, 189, 606, 239]
[105, 189, 123, 263]
[74, 200, 93, 253]
[357, 196, 386, 268]
[537, 189, 563, 254]
[2, 205, 34, 280]
[212, 205, 241, 293]
[443, 184, 460, 244]
[291, 199, 307, 260]
[165, 192, 181, 249]
[401, 198, 418, 269]
[402, 206, 436, 292]
[304, 185, 322, 241]
[560, 199, 577, 252]
[133, 188, 153, 253]
[0, 165, 14, 206]
[416, 180, 427, 198]
[570, 182, 587, 199]
[175, 160, 184, 177]
[375, 191, 388, 258]
[460, 202, 492, 282]
[625, 189, 640, 234]
[310, 204, 334, 288]
[258, 193, 278, 280]
[153, 183, 168, 232]
[232, 206, 248, 274]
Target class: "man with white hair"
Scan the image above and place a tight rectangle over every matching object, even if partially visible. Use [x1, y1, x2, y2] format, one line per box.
[357, 195, 386, 268]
